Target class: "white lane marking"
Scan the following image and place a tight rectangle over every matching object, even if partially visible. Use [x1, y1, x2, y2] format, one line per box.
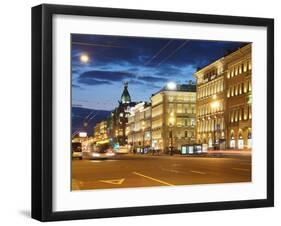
[161, 168, 180, 173]
[190, 170, 206, 175]
[99, 178, 125, 185]
[232, 168, 250, 172]
[133, 172, 174, 186]
[72, 179, 84, 190]
[90, 160, 102, 163]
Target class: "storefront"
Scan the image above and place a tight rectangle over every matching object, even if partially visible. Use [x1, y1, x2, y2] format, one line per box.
[181, 144, 207, 155]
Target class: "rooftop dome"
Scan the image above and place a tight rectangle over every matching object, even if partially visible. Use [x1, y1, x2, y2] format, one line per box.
[120, 81, 131, 104]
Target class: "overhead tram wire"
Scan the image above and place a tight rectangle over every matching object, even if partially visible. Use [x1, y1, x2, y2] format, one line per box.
[156, 40, 188, 66]
[143, 40, 173, 66]
[72, 111, 98, 137]
[72, 41, 123, 48]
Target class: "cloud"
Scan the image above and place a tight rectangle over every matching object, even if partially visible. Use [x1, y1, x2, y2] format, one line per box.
[80, 70, 135, 81]
[72, 84, 83, 89]
[138, 76, 168, 83]
[77, 77, 113, 86]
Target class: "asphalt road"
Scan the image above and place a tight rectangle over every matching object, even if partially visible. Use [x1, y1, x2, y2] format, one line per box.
[72, 154, 251, 190]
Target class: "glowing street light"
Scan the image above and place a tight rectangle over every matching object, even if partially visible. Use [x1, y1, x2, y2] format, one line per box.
[167, 81, 176, 90]
[80, 53, 90, 63]
[211, 101, 220, 109]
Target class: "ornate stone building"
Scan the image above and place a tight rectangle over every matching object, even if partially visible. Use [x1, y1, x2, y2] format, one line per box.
[93, 120, 109, 145]
[194, 43, 252, 149]
[127, 102, 151, 152]
[224, 44, 252, 149]
[109, 82, 136, 146]
[150, 83, 196, 152]
[194, 60, 226, 149]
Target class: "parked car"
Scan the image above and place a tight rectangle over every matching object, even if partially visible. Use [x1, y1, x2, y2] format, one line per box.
[72, 142, 82, 159]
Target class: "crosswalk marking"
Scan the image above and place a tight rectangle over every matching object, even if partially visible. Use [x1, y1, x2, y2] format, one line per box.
[99, 178, 125, 185]
[133, 172, 174, 186]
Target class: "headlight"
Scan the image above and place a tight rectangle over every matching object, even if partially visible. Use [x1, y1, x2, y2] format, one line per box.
[92, 153, 100, 157]
[106, 152, 115, 156]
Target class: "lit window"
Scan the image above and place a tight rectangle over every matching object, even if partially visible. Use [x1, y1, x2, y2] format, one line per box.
[244, 81, 248, 93]
[235, 85, 238, 96]
[239, 109, 242, 120]
[249, 106, 252, 119]
[249, 80, 252, 92]
[244, 107, 248, 120]
[239, 84, 242, 94]
[244, 63, 247, 72]
[235, 110, 238, 122]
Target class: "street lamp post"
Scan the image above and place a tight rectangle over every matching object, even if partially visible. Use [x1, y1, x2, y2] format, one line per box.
[213, 117, 216, 150]
[211, 95, 220, 150]
[142, 122, 145, 154]
[169, 113, 175, 156]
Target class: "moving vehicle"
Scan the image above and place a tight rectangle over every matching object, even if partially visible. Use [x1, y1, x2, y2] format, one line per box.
[83, 143, 116, 160]
[72, 142, 82, 159]
[90, 149, 115, 159]
[116, 146, 129, 154]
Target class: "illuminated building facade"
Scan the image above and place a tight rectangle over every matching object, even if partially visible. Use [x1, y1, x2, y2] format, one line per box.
[151, 83, 196, 152]
[225, 44, 252, 149]
[127, 102, 151, 152]
[195, 43, 252, 149]
[195, 60, 226, 148]
[93, 120, 109, 145]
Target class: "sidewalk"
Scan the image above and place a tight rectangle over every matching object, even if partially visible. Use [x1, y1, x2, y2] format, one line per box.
[207, 149, 252, 157]
[122, 149, 252, 159]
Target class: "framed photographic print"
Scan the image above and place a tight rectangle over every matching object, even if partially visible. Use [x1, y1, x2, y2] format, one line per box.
[32, 4, 274, 221]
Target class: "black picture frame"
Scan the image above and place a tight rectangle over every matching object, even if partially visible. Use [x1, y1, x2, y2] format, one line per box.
[32, 4, 274, 222]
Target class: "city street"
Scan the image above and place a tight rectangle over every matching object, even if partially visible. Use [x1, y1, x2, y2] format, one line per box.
[72, 153, 251, 190]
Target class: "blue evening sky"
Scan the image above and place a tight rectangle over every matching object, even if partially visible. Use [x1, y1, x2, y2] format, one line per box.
[72, 34, 247, 110]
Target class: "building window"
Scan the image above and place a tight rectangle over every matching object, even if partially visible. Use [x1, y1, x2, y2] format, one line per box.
[244, 62, 247, 72]
[248, 61, 252, 70]
[244, 81, 248, 93]
[244, 106, 248, 120]
[231, 69, 234, 77]
[239, 84, 242, 94]
[234, 110, 238, 122]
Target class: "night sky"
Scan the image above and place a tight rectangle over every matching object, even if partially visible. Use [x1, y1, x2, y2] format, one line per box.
[72, 34, 247, 111]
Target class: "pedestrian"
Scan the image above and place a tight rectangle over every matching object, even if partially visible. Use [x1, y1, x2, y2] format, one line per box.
[170, 147, 173, 156]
